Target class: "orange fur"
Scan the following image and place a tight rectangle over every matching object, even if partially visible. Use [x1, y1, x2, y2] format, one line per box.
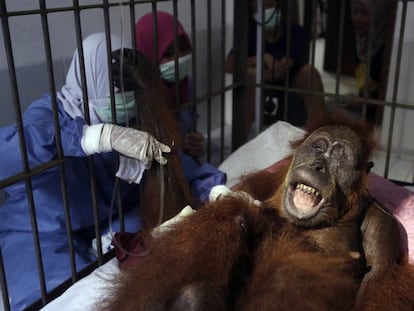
[103, 110, 414, 310]
[355, 263, 414, 311]
[130, 52, 196, 229]
[235, 111, 413, 310]
[102, 197, 275, 310]
[239, 228, 359, 311]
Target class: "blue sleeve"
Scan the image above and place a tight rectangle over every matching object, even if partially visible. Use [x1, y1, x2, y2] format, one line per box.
[0, 94, 87, 179]
[180, 152, 227, 203]
[178, 107, 197, 136]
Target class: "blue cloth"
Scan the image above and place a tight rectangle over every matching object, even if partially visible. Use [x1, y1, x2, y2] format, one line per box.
[178, 106, 227, 202]
[180, 153, 227, 203]
[176, 94, 227, 203]
[178, 105, 197, 134]
[0, 232, 94, 310]
[0, 94, 141, 309]
[0, 94, 225, 309]
[0, 94, 140, 234]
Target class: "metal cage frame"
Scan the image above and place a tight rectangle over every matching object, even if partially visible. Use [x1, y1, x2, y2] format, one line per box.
[1, 0, 413, 310]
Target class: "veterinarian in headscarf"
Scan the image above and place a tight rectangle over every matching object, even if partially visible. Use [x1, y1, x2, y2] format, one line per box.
[0, 32, 170, 310]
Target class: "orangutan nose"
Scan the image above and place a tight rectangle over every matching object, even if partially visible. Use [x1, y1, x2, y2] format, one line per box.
[310, 159, 326, 174]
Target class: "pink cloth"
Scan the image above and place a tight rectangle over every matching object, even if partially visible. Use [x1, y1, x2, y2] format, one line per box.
[135, 11, 190, 108]
[368, 174, 414, 263]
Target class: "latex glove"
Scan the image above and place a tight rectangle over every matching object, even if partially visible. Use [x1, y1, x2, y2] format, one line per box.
[209, 185, 261, 207]
[81, 124, 171, 168]
[209, 185, 232, 201]
[116, 155, 146, 184]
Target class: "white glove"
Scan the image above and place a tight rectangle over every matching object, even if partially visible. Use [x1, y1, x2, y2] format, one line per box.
[151, 205, 196, 238]
[209, 185, 233, 202]
[209, 185, 261, 207]
[116, 155, 146, 184]
[81, 124, 171, 168]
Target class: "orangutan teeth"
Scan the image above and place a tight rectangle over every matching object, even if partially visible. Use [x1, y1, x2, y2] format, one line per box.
[296, 183, 320, 198]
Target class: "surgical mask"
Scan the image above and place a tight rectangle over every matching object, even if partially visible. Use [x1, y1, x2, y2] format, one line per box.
[159, 54, 192, 83]
[95, 91, 136, 124]
[254, 7, 281, 31]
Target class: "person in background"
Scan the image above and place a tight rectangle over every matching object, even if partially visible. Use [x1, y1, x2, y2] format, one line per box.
[0, 32, 170, 310]
[135, 11, 226, 202]
[225, 0, 325, 140]
[348, 0, 390, 124]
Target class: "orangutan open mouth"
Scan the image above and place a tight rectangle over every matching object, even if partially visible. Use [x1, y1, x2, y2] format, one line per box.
[286, 183, 324, 219]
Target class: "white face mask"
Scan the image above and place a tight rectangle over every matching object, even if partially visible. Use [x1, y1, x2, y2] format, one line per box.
[159, 54, 192, 82]
[254, 7, 281, 31]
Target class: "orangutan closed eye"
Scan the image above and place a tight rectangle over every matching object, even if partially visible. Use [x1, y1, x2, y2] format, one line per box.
[277, 125, 366, 227]
[237, 113, 414, 309]
[102, 112, 414, 311]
